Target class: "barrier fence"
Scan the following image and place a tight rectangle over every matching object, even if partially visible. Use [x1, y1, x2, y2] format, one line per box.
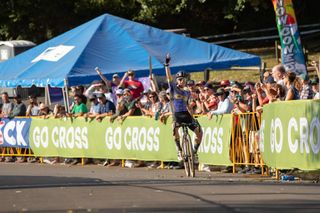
[1, 100, 320, 175]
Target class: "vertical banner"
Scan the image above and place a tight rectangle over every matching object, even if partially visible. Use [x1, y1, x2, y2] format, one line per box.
[272, 0, 307, 75]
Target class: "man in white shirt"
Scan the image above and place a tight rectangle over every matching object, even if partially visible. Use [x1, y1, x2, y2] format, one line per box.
[208, 88, 234, 119]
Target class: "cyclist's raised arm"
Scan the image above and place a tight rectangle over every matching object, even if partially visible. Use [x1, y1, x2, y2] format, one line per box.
[164, 54, 172, 84]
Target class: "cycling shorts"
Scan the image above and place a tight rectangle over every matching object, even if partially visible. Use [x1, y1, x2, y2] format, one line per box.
[173, 111, 200, 132]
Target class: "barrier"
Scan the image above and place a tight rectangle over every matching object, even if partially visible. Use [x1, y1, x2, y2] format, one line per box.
[260, 100, 320, 170]
[28, 115, 232, 166]
[0, 147, 33, 157]
[231, 112, 266, 174]
[1, 100, 319, 172]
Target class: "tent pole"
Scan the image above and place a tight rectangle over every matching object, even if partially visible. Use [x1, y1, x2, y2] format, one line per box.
[62, 86, 66, 107]
[64, 79, 70, 113]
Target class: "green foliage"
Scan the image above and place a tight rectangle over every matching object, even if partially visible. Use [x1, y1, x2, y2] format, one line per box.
[0, 0, 317, 44]
[135, 0, 188, 23]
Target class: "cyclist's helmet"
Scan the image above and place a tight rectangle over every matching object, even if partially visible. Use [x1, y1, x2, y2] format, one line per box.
[175, 71, 187, 79]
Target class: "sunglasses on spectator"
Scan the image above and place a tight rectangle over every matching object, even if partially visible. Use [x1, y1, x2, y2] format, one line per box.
[177, 78, 184, 81]
[149, 96, 155, 98]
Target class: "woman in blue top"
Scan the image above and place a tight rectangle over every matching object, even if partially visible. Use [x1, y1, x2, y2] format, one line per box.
[164, 55, 203, 162]
[285, 71, 300, 101]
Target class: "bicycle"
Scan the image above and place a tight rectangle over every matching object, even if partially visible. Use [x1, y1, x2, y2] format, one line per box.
[180, 123, 196, 177]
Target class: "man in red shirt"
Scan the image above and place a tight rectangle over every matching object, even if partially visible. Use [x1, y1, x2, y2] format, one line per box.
[119, 70, 144, 100]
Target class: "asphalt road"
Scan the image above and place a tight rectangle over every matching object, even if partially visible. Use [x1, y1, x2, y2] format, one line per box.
[0, 163, 319, 213]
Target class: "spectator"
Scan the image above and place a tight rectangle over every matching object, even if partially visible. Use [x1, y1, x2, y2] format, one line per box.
[230, 84, 248, 113]
[1, 92, 14, 118]
[271, 84, 286, 102]
[109, 88, 127, 123]
[86, 94, 100, 118]
[207, 88, 233, 118]
[158, 91, 172, 123]
[255, 76, 276, 106]
[202, 83, 218, 113]
[8, 94, 27, 163]
[10, 95, 26, 118]
[66, 94, 88, 165]
[271, 64, 287, 87]
[70, 94, 88, 117]
[111, 74, 121, 87]
[95, 93, 116, 121]
[26, 95, 40, 116]
[0, 92, 15, 162]
[70, 86, 87, 111]
[263, 71, 271, 83]
[119, 70, 144, 100]
[220, 80, 231, 88]
[39, 103, 52, 117]
[139, 91, 161, 118]
[299, 74, 313, 100]
[53, 104, 66, 118]
[110, 88, 141, 124]
[187, 80, 202, 115]
[284, 71, 300, 101]
[103, 88, 126, 167]
[84, 80, 115, 104]
[311, 77, 319, 99]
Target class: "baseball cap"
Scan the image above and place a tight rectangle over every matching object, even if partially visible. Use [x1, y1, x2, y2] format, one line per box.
[113, 73, 119, 78]
[215, 88, 225, 96]
[204, 83, 214, 90]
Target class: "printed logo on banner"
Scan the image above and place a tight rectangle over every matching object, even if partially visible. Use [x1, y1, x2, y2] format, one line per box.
[0, 118, 31, 148]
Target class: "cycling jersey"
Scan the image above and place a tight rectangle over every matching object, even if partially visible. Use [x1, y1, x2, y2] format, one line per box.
[169, 82, 190, 113]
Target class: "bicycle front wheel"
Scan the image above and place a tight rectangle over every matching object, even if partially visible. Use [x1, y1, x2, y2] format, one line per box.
[182, 134, 191, 177]
[186, 133, 195, 177]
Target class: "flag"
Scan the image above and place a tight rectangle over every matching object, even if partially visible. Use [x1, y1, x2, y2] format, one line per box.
[272, 0, 307, 75]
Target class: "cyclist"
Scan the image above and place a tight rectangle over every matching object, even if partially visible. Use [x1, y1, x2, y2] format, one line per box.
[164, 55, 203, 162]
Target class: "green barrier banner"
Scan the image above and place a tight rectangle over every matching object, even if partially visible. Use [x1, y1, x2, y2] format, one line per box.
[197, 115, 232, 166]
[260, 100, 320, 170]
[29, 115, 232, 165]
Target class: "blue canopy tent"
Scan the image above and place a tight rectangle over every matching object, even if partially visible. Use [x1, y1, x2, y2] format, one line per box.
[0, 13, 261, 89]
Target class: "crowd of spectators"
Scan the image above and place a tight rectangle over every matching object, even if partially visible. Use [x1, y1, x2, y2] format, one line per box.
[0, 64, 319, 170]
